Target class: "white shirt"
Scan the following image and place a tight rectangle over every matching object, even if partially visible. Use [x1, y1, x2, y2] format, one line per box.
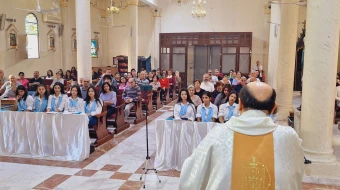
[51, 78, 65, 88]
[247, 78, 260, 83]
[47, 94, 68, 111]
[200, 81, 215, 92]
[85, 99, 103, 116]
[174, 103, 196, 121]
[218, 102, 239, 121]
[196, 103, 218, 121]
[211, 76, 218, 85]
[253, 65, 263, 71]
[179, 110, 305, 190]
[32, 95, 47, 111]
[336, 86, 340, 107]
[18, 95, 34, 111]
[61, 97, 85, 113]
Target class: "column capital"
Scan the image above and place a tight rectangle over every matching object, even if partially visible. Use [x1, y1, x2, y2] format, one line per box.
[127, 0, 139, 6]
[59, 0, 68, 7]
[153, 9, 162, 17]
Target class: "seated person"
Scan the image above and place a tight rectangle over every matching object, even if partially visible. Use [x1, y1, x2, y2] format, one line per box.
[218, 91, 239, 123]
[50, 72, 65, 89]
[159, 73, 169, 100]
[17, 72, 29, 91]
[174, 89, 196, 121]
[14, 85, 34, 112]
[119, 76, 129, 90]
[64, 70, 73, 81]
[150, 75, 160, 99]
[95, 69, 118, 89]
[122, 78, 141, 122]
[100, 82, 117, 118]
[0, 69, 8, 88]
[234, 76, 247, 93]
[136, 71, 149, 86]
[211, 81, 223, 98]
[102, 75, 117, 93]
[194, 80, 205, 98]
[214, 84, 232, 107]
[187, 85, 202, 106]
[47, 82, 68, 112]
[61, 85, 84, 113]
[84, 86, 103, 128]
[33, 85, 49, 112]
[80, 78, 91, 99]
[46, 70, 54, 79]
[28, 71, 44, 96]
[196, 92, 218, 122]
[0, 75, 21, 98]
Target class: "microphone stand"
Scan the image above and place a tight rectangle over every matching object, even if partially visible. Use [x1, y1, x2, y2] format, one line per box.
[139, 85, 161, 188]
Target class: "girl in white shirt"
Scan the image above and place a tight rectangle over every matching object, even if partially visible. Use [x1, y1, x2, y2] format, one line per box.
[196, 92, 218, 122]
[50, 72, 64, 88]
[174, 89, 196, 121]
[61, 85, 84, 113]
[84, 86, 103, 128]
[33, 85, 49, 112]
[218, 91, 239, 123]
[47, 82, 67, 112]
[14, 85, 34, 112]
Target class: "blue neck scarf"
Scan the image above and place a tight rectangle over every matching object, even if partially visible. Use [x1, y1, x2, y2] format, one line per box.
[51, 95, 63, 112]
[18, 99, 27, 112]
[201, 106, 213, 122]
[85, 101, 97, 114]
[69, 98, 78, 108]
[34, 97, 48, 112]
[227, 105, 235, 120]
[179, 103, 189, 117]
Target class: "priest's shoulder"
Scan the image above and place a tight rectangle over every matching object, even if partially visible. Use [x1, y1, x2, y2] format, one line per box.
[274, 125, 299, 138]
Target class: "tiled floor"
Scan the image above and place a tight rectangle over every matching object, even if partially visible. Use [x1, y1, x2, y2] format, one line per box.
[0, 98, 340, 189]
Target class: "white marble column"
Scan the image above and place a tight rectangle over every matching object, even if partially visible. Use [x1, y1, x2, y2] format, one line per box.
[128, 0, 139, 71]
[60, 5, 69, 70]
[275, 0, 298, 121]
[75, 0, 92, 79]
[267, 2, 281, 89]
[300, 0, 340, 163]
[153, 9, 161, 70]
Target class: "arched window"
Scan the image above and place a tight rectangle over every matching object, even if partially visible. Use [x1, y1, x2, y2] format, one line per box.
[25, 13, 39, 58]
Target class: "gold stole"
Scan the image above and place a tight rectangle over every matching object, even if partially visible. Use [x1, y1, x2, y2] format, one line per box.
[231, 132, 275, 190]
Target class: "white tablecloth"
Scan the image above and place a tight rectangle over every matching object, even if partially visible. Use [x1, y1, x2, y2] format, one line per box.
[0, 111, 90, 161]
[154, 120, 221, 171]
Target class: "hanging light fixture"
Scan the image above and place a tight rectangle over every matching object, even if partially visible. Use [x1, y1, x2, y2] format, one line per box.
[107, 0, 119, 14]
[192, 0, 206, 19]
[170, 0, 189, 7]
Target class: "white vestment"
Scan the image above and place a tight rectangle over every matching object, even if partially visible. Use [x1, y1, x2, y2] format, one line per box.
[179, 110, 305, 190]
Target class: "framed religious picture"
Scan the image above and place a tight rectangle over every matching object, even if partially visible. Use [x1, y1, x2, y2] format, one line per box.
[91, 39, 98, 58]
[47, 29, 56, 51]
[6, 24, 19, 50]
[10, 33, 17, 46]
[71, 32, 77, 52]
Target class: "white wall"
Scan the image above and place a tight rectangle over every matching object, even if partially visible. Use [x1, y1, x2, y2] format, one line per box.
[160, 0, 269, 71]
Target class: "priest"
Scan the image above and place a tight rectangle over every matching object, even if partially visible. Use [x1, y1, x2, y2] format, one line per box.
[179, 82, 305, 190]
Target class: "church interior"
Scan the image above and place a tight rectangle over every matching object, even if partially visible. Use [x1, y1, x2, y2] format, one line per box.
[1, 0, 340, 189]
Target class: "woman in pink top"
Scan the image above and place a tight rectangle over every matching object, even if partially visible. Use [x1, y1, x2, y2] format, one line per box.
[17, 72, 29, 90]
[119, 76, 129, 90]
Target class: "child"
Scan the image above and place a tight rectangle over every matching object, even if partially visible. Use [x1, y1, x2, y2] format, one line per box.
[218, 91, 239, 123]
[47, 82, 67, 112]
[61, 85, 84, 113]
[33, 85, 49, 112]
[196, 91, 218, 122]
[14, 85, 34, 111]
[84, 86, 103, 128]
[173, 89, 196, 121]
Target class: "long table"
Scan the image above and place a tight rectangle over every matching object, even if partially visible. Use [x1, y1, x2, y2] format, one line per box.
[154, 120, 221, 171]
[0, 111, 90, 161]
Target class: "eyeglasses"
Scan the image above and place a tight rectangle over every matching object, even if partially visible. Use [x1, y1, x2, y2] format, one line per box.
[84, 81, 89, 83]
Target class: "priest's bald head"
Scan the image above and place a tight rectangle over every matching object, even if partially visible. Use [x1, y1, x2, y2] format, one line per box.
[238, 82, 276, 115]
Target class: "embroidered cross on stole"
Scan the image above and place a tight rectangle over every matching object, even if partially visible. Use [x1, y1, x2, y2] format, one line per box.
[231, 132, 275, 190]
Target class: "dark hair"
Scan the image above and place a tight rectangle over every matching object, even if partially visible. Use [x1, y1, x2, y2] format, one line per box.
[226, 91, 239, 104]
[202, 91, 211, 98]
[218, 84, 232, 106]
[103, 75, 112, 82]
[239, 85, 276, 113]
[101, 82, 112, 94]
[215, 81, 223, 87]
[70, 85, 82, 98]
[66, 70, 71, 76]
[47, 70, 53, 77]
[16, 85, 28, 101]
[71, 67, 76, 71]
[194, 79, 201, 84]
[121, 76, 127, 84]
[50, 82, 65, 95]
[34, 84, 49, 100]
[85, 86, 102, 107]
[18, 72, 24, 76]
[177, 89, 194, 105]
[152, 75, 158, 81]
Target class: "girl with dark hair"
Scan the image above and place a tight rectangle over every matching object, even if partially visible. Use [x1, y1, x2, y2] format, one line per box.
[196, 91, 218, 122]
[194, 79, 205, 98]
[47, 82, 67, 112]
[115, 72, 121, 85]
[71, 67, 77, 79]
[17, 72, 29, 90]
[100, 82, 117, 119]
[46, 70, 54, 79]
[151, 75, 160, 99]
[218, 91, 239, 123]
[61, 85, 84, 113]
[14, 85, 34, 111]
[174, 89, 196, 121]
[33, 85, 49, 112]
[65, 70, 73, 81]
[119, 76, 129, 90]
[131, 69, 137, 80]
[214, 84, 232, 107]
[84, 86, 103, 128]
[148, 72, 154, 83]
[50, 72, 65, 88]
[58, 69, 64, 78]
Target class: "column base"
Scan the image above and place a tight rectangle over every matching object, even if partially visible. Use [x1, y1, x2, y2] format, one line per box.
[303, 162, 340, 186]
[303, 148, 337, 164]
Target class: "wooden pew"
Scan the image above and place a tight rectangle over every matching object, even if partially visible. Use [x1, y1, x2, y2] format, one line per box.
[141, 90, 155, 116]
[165, 88, 171, 105]
[170, 85, 177, 101]
[107, 94, 130, 134]
[0, 98, 16, 111]
[152, 90, 162, 110]
[89, 109, 113, 147]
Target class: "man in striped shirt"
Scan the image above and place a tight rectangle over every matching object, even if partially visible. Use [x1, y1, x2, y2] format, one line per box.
[123, 78, 141, 122]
